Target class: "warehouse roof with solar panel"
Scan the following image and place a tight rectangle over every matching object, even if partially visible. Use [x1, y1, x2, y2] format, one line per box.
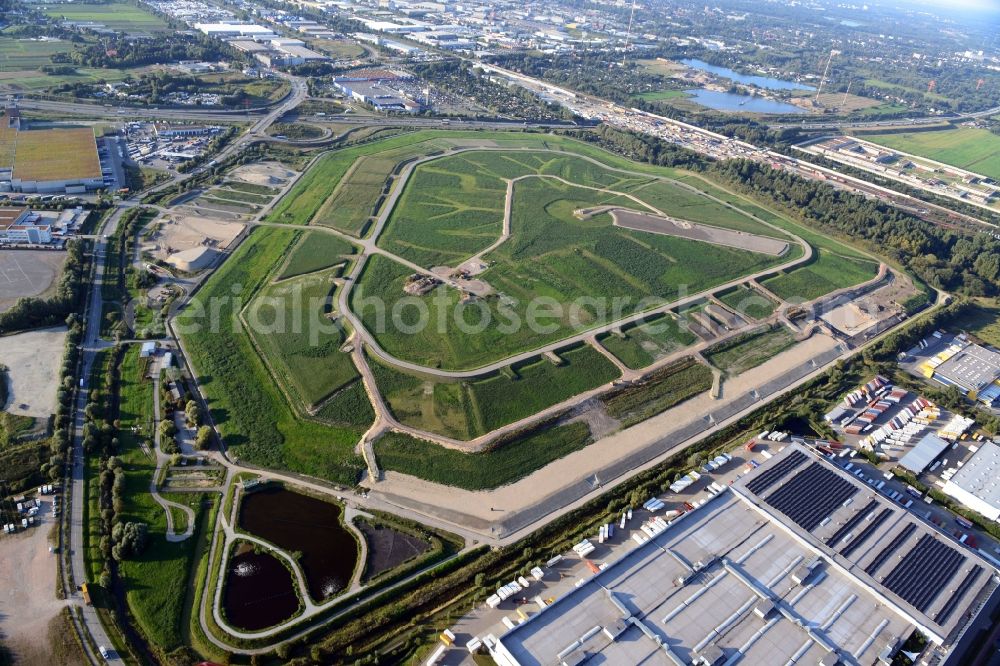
[489, 443, 999, 666]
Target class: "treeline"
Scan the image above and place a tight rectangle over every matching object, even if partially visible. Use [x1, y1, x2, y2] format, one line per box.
[0, 240, 89, 335]
[564, 125, 704, 170]
[710, 159, 1000, 296]
[50, 33, 227, 69]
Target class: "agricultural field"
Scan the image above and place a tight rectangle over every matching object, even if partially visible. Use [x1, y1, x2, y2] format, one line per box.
[762, 249, 878, 302]
[704, 324, 796, 376]
[717, 284, 778, 320]
[596, 313, 697, 370]
[373, 423, 594, 490]
[41, 3, 169, 31]
[0, 35, 73, 71]
[633, 90, 690, 102]
[370, 343, 619, 440]
[862, 128, 1000, 181]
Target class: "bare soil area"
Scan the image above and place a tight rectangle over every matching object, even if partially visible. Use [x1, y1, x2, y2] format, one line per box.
[0, 326, 67, 417]
[369, 333, 840, 526]
[612, 210, 790, 256]
[0, 251, 66, 313]
[227, 161, 297, 187]
[143, 215, 244, 262]
[0, 504, 66, 662]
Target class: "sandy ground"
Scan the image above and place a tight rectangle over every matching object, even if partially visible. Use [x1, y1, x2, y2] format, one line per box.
[0, 502, 66, 661]
[0, 251, 66, 313]
[145, 215, 244, 261]
[0, 326, 67, 417]
[370, 333, 840, 525]
[227, 161, 297, 187]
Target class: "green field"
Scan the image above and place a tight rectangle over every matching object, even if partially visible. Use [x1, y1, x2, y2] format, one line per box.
[601, 358, 713, 427]
[114, 347, 209, 653]
[277, 231, 356, 280]
[762, 249, 878, 302]
[245, 271, 358, 408]
[175, 227, 366, 485]
[357, 169, 786, 369]
[596, 313, 697, 370]
[41, 3, 168, 31]
[718, 284, 778, 320]
[863, 128, 1000, 181]
[371, 344, 620, 439]
[0, 36, 73, 71]
[373, 423, 594, 490]
[948, 301, 1000, 348]
[634, 90, 690, 102]
[705, 324, 796, 376]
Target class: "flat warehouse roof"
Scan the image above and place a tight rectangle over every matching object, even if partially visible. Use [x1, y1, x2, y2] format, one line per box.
[495, 491, 912, 666]
[944, 442, 1000, 513]
[934, 344, 1000, 392]
[493, 445, 998, 666]
[10, 127, 102, 182]
[899, 433, 951, 474]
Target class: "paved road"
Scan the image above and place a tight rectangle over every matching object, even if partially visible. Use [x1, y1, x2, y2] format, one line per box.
[64, 206, 127, 664]
[57, 71, 310, 664]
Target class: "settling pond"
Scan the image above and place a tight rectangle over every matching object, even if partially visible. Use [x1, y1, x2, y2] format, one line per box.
[681, 58, 815, 91]
[238, 487, 359, 602]
[224, 546, 300, 631]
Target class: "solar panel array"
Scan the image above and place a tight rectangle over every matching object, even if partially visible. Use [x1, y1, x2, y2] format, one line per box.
[825, 499, 878, 547]
[841, 508, 894, 559]
[865, 523, 916, 576]
[746, 449, 807, 496]
[882, 534, 966, 612]
[935, 566, 983, 625]
[762, 462, 858, 532]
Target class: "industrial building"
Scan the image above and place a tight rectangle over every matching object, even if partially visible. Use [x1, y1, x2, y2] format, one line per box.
[0, 207, 52, 244]
[489, 444, 998, 666]
[920, 335, 1000, 406]
[1, 112, 104, 194]
[942, 442, 1000, 521]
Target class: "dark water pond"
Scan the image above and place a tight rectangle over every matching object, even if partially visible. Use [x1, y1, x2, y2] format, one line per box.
[223, 547, 299, 631]
[239, 487, 359, 602]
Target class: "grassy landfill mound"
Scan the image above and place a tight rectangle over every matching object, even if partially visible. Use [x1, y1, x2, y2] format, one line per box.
[371, 343, 620, 440]
[179, 130, 882, 487]
[762, 249, 878, 302]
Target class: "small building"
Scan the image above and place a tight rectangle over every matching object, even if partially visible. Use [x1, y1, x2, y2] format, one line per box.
[140, 341, 157, 358]
[898, 433, 951, 475]
[0, 207, 52, 244]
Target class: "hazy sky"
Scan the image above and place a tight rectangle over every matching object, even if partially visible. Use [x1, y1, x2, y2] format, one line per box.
[896, 0, 1000, 14]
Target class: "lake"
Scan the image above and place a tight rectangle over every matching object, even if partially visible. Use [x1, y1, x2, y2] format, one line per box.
[239, 487, 359, 602]
[223, 547, 300, 631]
[681, 59, 815, 91]
[685, 89, 807, 114]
